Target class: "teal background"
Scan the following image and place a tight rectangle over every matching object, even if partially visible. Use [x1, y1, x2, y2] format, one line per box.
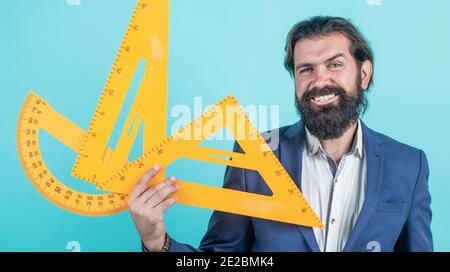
[1, 0, 449, 251]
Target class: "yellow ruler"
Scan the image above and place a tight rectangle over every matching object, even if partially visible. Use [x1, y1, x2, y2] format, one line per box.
[71, 0, 169, 186]
[101, 95, 323, 227]
[16, 0, 323, 228]
[16, 92, 128, 216]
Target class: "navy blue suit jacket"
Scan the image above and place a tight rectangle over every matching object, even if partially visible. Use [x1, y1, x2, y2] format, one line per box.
[169, 121, 433, 252]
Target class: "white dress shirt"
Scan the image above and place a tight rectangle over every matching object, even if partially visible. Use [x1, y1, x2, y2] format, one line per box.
[301, 119, 367, 252]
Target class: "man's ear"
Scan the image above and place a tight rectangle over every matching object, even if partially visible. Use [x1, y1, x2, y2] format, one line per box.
[360, 60, 373, 90]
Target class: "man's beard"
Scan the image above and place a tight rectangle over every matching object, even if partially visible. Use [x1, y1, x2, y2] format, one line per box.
[295, 77, 367, 140]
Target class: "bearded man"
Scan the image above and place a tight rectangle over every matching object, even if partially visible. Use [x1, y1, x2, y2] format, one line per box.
[127, 16, 433, 252]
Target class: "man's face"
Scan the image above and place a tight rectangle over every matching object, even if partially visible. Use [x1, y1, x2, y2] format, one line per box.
[293, 32, 372, 140]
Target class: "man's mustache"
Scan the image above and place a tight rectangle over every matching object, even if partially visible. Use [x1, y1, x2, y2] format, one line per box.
[303, 86, 346, 101]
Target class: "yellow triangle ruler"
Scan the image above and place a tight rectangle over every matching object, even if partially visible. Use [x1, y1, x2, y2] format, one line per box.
[100, 95, 324, 228]
[70, 0, 169, 186]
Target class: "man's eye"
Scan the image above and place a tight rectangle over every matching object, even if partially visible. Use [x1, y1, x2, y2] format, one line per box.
[329, 63, 342, 69]
[299, 68, 312, 74]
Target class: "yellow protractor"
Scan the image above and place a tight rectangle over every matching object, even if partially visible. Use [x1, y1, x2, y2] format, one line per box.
[16, 0, 166, 216]
[16, 92, 128, 216]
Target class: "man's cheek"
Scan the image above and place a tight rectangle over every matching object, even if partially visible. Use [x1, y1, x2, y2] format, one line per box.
[296, 92, 305, 103]
[294, 85, 306, 100]
[334, 74, 354, 92]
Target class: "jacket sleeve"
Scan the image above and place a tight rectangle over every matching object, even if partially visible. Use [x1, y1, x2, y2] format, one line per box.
[395, 150, 433, 252]
[168, 141, 254, 252]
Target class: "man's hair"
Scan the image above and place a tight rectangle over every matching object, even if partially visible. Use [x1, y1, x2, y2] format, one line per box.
[284, 16, 374, 89]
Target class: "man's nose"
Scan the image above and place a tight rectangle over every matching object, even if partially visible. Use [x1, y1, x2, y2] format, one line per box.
[310, 66, 332, 89]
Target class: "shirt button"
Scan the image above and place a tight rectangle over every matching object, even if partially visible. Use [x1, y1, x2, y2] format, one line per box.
[331, 218, 336, 224]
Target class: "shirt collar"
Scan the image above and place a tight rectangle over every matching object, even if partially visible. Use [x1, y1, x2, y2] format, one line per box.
[305, 119, 364, 159]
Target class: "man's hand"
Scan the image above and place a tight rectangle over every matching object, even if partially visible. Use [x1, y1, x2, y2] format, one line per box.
[127, 165, 179, 252]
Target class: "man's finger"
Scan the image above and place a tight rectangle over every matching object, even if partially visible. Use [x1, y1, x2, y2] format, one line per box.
[135, 176, 175, 206]
[154, 197, 177, 214]
[144, 177, 179, 208]
[129, 165, 161, 202]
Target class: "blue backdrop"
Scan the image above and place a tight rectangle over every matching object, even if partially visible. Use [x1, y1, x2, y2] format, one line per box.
[1, 0, 449, 251]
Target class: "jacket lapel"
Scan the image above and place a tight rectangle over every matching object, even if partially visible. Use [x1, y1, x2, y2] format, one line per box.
[281, 120, 320, 252]
[281, 120, 385, 252]
[343, 121, 385, 251]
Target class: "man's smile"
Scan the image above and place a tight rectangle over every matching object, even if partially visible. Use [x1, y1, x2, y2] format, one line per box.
[309, 93, 340, 106]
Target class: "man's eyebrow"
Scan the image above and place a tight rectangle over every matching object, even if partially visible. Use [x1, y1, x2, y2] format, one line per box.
[295, 53, 345, 72]
[295, 62, 312, 72]
[325, 53, 345, 63]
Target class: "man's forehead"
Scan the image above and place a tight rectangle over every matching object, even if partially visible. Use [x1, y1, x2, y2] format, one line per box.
[294, 33, 352, 63]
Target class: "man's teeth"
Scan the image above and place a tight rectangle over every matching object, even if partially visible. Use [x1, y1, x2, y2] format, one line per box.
[314, 94, 336, 102]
